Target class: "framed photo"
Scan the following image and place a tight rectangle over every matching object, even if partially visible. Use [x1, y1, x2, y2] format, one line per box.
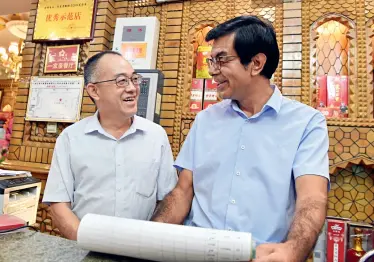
[33, 0, 97, 42]
[44, 45, 80, 73]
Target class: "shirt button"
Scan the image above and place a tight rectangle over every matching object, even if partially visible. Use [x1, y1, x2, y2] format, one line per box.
[236, 171, 240, 176]
[241, 145, 245, 150]
[231, 199, 236, 204]
[228, 227, 232, 231]
[117, 188, 121, 192]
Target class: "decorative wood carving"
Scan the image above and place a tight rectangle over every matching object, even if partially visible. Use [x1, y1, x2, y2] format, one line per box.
[328, 126, 374, 171]
[302, 0, 370, 126]
[366, 20, 374, 118]
[328, 165, 374, 223]
[309, 14, 356, 117]
[0, 80, 18, 110]
[156, 5, 167, 71]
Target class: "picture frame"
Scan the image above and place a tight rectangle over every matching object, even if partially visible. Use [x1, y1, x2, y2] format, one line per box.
[33, 0, 97, 42]
[44, 45, 80, 73]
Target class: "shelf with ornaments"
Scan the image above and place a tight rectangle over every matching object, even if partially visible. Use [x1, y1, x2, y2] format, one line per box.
[346, 222, 374, 262]
[309, 15, 356, 120]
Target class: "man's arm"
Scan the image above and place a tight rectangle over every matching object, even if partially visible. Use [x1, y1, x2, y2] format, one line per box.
[255, 112, 329, 262]
[285, 175, 328, 260]
[42, 132, 78, 239]
[254, 175, 328, 262]
[151, 169, 194, 224]
[49, 202, 80, 240]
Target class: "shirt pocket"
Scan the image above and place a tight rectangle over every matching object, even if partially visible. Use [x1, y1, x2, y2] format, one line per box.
[134, 160, 160, 198]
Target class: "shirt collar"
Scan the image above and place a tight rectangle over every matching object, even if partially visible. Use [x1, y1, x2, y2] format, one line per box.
[264, 85, 282, 114]
[230, 85, 282, 118]
[84, 111, 147, 134]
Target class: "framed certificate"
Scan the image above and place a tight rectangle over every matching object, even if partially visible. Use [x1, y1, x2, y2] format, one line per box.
[44, 45, 80, 73]
[25, 76, 84, 123]
[33, 0, 97, 42]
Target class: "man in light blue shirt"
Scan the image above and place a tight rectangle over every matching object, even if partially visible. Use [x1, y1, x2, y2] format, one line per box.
[152, 16, 329, 262]
[43, 51, 177, 241]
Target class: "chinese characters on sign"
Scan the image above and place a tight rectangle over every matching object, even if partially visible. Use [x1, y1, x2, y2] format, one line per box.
[44, 45, 79, 73]
[45, 12, 82, 22]
[121, 43, 147, 60]
[33, 0, 96, 41]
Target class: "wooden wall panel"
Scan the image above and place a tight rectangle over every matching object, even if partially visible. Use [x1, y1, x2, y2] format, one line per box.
[0, 80, 18, 110]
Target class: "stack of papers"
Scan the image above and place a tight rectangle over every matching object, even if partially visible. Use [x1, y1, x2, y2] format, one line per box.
[0, 169, 31, 177]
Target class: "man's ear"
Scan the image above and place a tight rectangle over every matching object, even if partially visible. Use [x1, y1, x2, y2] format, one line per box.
[85, 83, 99, 102]
[250, 53, 267, 77]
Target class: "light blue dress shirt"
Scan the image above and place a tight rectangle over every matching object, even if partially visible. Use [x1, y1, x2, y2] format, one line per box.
[174, 86, 330, 244]
[43, 112, 177, 221]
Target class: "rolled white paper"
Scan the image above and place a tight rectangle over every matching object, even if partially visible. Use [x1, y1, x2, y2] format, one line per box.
[77, 213, 255, 261]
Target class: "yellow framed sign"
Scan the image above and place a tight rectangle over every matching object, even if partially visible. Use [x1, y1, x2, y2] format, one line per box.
[33, 0, 97, 42]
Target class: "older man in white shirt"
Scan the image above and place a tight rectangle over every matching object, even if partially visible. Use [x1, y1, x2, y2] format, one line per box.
[42, 50, 177, 240]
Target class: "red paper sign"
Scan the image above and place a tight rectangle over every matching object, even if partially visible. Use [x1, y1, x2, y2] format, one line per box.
[44, 45, 79, 73]
[189, 79, 204, 113]
[326, 219, 347, 262]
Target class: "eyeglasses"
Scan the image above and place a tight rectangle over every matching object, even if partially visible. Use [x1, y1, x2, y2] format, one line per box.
[91, 74, 143, 87]
[206, 55, 238, 70]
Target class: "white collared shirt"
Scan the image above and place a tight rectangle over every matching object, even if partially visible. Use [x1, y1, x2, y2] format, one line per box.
[43, 112, 178, 220]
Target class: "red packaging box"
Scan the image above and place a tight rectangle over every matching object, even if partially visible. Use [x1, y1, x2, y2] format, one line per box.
[326, 219, 348, 262]
[189, 79, 204, 112]
[327, 75, 348, 108]
[203, 79, 218, 109]
[317, 75, 327, 108]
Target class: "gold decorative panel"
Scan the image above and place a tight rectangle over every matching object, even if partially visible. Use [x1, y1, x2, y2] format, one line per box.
[365, 0, 374, 22]
[363, 1, 374, 118]
[188, 1, 228, 28]
[328, 165, 374, 223]
[133, 5, 162, 20]
[366, 22, 374, 118]
[234, 0, 276, 23]
[308, 0, 356, 22]
[309, 14, 356, 116]
[180, 118, 194, 148]
[328, 126, 374, 172]
[302, 0, 369, 123]
[315, 20, 349, 76]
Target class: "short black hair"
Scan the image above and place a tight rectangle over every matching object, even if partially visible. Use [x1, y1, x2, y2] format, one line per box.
[205, 16, 279, 79]
[84, 50, 123, 86]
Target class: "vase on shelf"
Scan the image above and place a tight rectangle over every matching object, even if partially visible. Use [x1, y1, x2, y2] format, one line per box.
[346, 227, 367, 262]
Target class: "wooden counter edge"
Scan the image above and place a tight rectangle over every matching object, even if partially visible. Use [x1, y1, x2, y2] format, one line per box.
[0, 160, 50, 175]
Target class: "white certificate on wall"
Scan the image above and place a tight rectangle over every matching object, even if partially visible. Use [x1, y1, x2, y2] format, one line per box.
[25, 76, 84, 122]
[112, 17, 160, 69]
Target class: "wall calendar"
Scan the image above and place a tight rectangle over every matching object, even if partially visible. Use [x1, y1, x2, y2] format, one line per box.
[25, 76, 84, 122]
